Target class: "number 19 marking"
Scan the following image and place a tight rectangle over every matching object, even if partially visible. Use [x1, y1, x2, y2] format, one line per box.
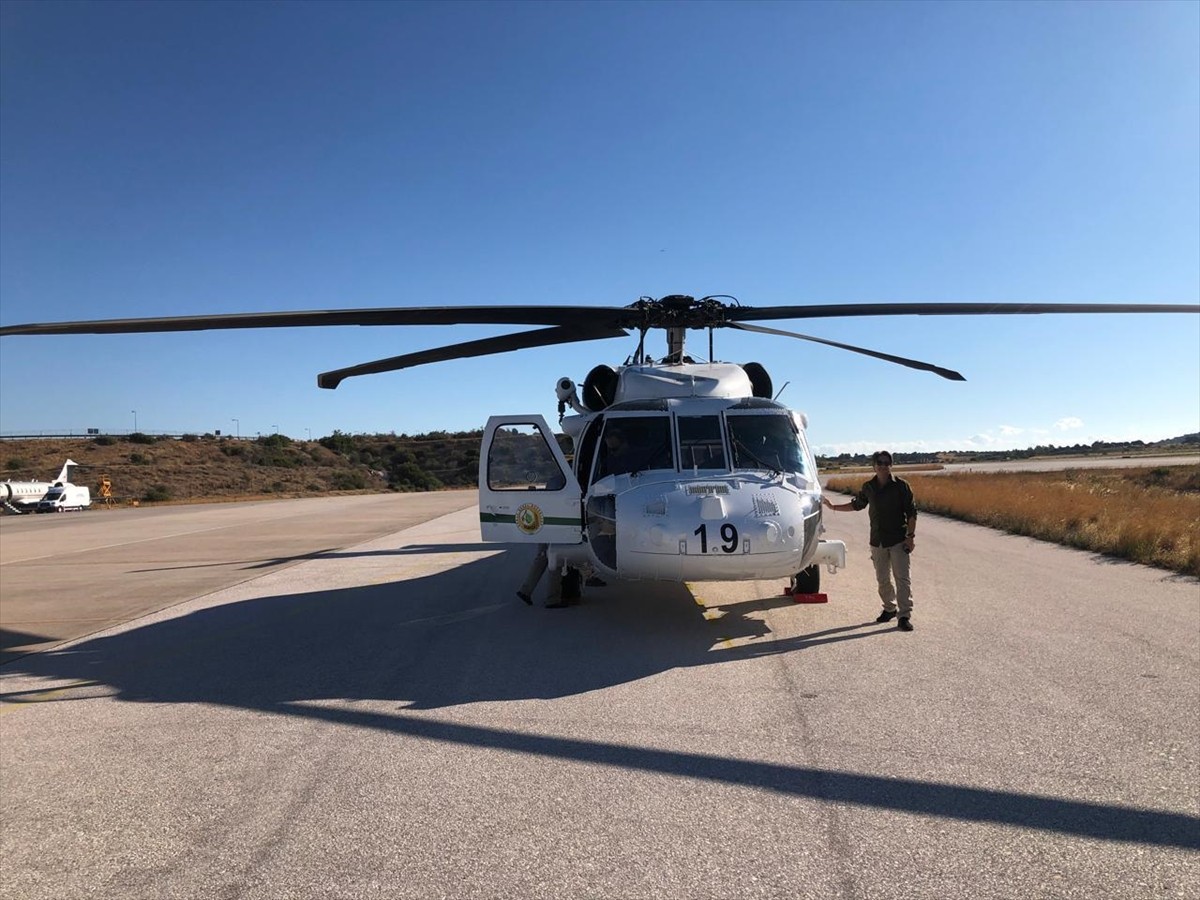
[694, 522, 739, 553]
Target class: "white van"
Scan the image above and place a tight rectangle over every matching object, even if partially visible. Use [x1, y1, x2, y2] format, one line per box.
[36, 484, 91, 512]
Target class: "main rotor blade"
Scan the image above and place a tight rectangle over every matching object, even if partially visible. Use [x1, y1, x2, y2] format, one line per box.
[0, 305, 632, 336]
[317, 325, 629, 389]
[5, 300, 1196, 338]
[726, 302, 1200, 323]
[730, 321, 967, 381]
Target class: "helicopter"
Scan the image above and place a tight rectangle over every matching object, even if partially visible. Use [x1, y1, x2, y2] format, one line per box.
[2, 294, 1198, 600]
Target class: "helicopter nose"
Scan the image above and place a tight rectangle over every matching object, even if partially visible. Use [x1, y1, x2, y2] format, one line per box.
[611, 480, 817, 581]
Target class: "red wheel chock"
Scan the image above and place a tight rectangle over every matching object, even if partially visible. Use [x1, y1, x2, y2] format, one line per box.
[786, 589, 829, 603]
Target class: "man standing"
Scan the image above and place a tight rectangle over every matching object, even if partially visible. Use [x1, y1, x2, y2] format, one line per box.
[822, 450, 918, 631]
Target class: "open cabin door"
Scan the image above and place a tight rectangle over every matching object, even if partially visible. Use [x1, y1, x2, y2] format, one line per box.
[479, 415, 583, 544]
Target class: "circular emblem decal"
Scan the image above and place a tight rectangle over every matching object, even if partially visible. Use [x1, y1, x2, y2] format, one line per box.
[515, 503, 544, 535]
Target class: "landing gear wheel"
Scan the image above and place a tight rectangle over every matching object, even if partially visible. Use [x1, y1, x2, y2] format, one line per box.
[792, 564, 820, 595]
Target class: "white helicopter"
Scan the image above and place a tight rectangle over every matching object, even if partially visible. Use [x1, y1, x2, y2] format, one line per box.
[2, 295, 1197, 598]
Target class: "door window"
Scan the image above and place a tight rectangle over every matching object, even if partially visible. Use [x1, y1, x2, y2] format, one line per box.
[486, 423, 569, 491]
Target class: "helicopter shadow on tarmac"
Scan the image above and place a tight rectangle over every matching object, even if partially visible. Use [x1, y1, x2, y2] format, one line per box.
[127, 543, 499, 574]
[4, 547, 1197, 850]
[3, 548, 886, 712]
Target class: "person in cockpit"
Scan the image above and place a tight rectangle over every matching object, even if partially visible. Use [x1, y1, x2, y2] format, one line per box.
[599, 425, 636, 477]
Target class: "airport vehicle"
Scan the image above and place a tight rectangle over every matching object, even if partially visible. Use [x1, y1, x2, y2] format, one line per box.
[35, 482, 92, 513]
[2, 296, 1197, 594]
[1, 459, 78, 514]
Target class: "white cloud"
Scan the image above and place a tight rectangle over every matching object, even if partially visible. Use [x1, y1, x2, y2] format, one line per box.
[1054, 417, 1084, 431]
[999, 425, 1023, 436]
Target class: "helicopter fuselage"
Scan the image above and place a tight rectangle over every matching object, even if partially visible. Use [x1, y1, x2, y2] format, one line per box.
[478, 361, 846, 586]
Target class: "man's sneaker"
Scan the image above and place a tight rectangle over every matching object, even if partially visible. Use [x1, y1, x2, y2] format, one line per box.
[875, 610, 897, 623]
[516, 591, 533, 606]
[897, 617, 913, 631]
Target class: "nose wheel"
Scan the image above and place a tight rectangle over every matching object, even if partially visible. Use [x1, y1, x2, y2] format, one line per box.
[790, 564, 820, 595]
[786, 565, 827, 602]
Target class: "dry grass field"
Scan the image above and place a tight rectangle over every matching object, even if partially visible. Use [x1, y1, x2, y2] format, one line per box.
[827, 466, 1200, 577]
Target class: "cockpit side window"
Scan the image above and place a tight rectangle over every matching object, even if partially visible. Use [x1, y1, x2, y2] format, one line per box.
[727, 414, 805, 474]
[577, 416, 603, 487]
[677, 416, 727, 471]
[596, 416, 674, 477]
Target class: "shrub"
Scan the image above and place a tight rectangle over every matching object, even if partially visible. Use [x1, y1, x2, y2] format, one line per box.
[320, 430, 356, 456]
[93, 435, 117, 446]
[128, 432, 156, 445]
[331, 471, 367, 490]
[6, 458, 28, 472]
[389, 461, 442, 492]
[180, 433, 199, 442]
[254, 451, 298, 468]
[143, 485, 172, 502]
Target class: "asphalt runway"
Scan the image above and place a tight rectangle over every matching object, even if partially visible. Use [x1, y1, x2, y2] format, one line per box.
[0, 491, 478, 662]
[1, 492, 1197, 899]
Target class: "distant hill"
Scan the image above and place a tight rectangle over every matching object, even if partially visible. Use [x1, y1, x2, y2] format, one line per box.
[1, 430, 1196, 507]
[0, 430, 481, 506]
[815, 433, 1200, 469]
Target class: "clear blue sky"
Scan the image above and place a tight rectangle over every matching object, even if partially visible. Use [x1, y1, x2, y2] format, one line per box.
[2, 1, 1197, 455]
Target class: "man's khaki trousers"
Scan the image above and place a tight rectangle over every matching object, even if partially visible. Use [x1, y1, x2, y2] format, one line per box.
[870, 541, 913, 617]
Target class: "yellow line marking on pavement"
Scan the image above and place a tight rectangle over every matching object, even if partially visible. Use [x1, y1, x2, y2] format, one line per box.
[0, 680, 104, 714]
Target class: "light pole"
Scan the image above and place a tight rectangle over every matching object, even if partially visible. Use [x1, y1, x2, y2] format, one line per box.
[272, 424, 278, 436]
[232, 417, 239, 439]
[131, 410, 137, 433]
[305, 428, 311, 442]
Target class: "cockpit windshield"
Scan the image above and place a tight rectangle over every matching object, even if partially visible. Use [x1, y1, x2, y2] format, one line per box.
[595, 416, 674, 478]
[727, 414, 806, 474]
[677, 416, 727, 470]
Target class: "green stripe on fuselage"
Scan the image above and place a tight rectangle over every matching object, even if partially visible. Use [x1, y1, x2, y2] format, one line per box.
[479, 512, 581, 526]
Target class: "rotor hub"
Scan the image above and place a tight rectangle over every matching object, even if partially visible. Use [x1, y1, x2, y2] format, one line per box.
[628, 295, 734, 331]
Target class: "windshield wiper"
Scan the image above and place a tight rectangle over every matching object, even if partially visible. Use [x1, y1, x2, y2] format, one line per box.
[733, 438, 781, 475]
